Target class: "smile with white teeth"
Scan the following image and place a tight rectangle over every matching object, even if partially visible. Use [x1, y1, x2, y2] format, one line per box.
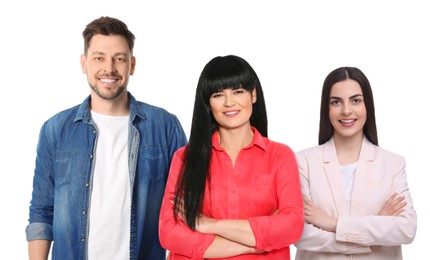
[224, 111, 239, 115]
[100, 79, 116, 83]
[339, 119, 355, 123]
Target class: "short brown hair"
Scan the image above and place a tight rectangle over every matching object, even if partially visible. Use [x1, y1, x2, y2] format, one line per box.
[82, 16, 135, 55]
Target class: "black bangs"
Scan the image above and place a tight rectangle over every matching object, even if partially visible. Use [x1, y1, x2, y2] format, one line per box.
[200, 55, 257, 98]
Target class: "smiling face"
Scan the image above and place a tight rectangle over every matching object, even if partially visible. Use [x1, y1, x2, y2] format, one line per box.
[329, 79, 367, 142]
[80, 34, 136, 101]
[209, 87, 256, 131]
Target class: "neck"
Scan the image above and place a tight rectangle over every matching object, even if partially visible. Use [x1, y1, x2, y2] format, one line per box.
[90, 92, 130, 116]
[333, 132, 363, 165]
[218, 126, 254, 151]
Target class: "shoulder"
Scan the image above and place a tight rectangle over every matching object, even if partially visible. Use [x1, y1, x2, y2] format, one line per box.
[360, 137, 404, 162]
[135, 100, 178, 118]
[264, 138, 297, 159]
[295, 144, 323, 160]
[372, 144, 405, 163]
[43, 104, 81, 130]
[133, 100, 182, 125]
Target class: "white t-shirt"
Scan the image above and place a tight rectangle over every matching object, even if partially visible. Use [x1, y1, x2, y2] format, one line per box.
[88, 111, 130, 260]
[340, 162, 357, 214]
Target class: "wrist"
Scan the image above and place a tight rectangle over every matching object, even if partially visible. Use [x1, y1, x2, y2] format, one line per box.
[197, 216, 217, 234]
[331, 217, 338, 232]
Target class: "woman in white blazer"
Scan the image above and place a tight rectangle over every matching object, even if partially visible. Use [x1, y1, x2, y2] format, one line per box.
[295, 67, 417, 259]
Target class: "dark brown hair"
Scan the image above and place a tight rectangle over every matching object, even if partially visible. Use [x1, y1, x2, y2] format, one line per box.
[82, 16, 135, 55]
[319, 67, 378, 145]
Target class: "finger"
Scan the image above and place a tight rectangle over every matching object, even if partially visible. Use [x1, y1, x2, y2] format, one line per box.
[387, 193, 397, 203]
[304, 198, 315, 208]
[303, 197, 312, 204]
[393, 195, 405, 204]
[393, 207, 405, 216]
[393, 201, 407, 212]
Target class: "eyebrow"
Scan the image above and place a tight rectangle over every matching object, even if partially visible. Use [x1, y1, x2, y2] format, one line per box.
[90, 51, 105, 56]
[90, 51, 128, 57]
[329, 94, 363, 99]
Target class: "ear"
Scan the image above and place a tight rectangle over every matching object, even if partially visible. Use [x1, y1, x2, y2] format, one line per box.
[252, 87, 257, 104]
[130, 56, 136, 76]
[80, 54, 87, 74]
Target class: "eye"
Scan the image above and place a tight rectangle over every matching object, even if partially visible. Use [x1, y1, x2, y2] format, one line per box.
[211, 92, 223, 98]
[234, 89, 246, 95]
[115, 57, 126, 63]
[94, 57, 103, 61]
[330, 99, 340, 106]
[352, 97, 363, 104]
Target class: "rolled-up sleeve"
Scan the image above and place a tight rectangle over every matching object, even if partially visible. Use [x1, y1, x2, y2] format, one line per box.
[26, 123, 55, 241]
[159, 150, 216, 259]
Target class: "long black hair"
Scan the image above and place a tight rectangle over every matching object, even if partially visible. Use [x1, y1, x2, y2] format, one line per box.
[174, 55, 268, 229]
[318, 67, 378, 145]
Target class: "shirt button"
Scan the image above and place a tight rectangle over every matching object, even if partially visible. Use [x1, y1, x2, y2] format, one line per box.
[90, 154, 93, 159]
[85, 183, 89, 187]
[81, 238, 85, 242]
[82, 211, 86, 215]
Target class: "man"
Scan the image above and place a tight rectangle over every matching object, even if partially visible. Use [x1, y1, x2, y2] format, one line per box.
[26, 16, 187, 260]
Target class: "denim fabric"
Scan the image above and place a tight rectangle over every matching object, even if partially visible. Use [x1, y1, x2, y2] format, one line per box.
[26, 92, 187, 260]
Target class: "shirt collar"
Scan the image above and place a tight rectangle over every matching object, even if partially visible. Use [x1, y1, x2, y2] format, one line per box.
[212, 126, 267, 151]
[74, 91, 145, 123]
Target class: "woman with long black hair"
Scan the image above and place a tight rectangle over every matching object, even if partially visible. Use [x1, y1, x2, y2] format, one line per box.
[159, 55, 304, 259]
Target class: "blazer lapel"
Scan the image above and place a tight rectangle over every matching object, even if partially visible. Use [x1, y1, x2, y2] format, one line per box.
[349, 137, 376, 216]
[322, 139, 348, 216]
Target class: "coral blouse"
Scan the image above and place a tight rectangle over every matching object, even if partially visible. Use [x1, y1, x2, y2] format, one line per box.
[159, 128, 304, 259]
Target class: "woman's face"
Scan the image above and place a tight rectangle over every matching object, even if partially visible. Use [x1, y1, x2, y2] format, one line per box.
[209, 87, 256, 131]
[329, 79, 367, 140]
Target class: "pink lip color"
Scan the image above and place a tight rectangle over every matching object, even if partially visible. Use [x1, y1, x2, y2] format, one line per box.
[339, 119, 356, 127]
[223, 110, 239, 117]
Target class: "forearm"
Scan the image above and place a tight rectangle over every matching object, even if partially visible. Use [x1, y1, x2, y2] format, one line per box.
[203, 235, 261, 258]
[296, 223, 371, 254]
[336, 214, 417, 246]
[198, 218, 256, 247]
[28, 240, 51, 260]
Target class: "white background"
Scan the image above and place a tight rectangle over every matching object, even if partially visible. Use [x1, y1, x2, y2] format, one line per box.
[1, 0, 428, 259]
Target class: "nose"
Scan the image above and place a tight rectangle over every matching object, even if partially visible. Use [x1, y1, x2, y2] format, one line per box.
[223, 92, 234, 106]
[341, 103, 352, 115]
[104, 60, 117, 73]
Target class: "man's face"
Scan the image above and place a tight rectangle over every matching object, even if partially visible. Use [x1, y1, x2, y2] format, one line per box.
[80, 34, 135, 100]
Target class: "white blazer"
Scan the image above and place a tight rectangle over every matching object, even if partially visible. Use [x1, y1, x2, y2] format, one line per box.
[295, 138, 417, 260]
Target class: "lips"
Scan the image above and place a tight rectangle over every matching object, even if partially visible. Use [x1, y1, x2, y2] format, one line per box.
[223, 110, 239, 116]
[338, 119, 356, 127]
[99, 78, 118, 83]
[339, 119, 355, 123]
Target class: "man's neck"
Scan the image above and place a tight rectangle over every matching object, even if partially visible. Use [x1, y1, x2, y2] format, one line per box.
[90, 93, 130, 116]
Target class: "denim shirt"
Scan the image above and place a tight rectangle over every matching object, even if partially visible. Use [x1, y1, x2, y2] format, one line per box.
[26, 92, 187, 260]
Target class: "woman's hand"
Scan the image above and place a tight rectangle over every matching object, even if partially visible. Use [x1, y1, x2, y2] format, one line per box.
[378, 193, 406, 216]
[303, 197, 337, 232]
[170, 194, 265, 256]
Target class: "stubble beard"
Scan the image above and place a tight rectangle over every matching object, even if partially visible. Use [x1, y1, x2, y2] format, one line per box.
[90, 83, 127, 100]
